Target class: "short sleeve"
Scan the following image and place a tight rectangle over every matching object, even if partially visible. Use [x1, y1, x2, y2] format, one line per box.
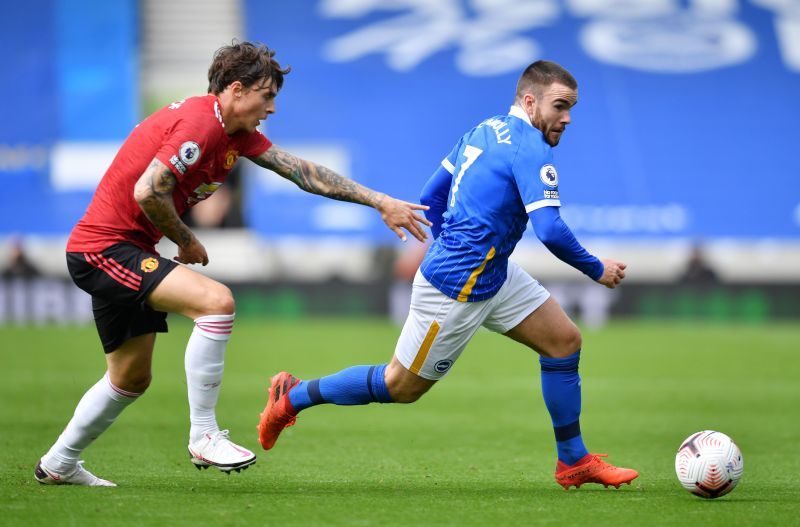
[240, 130, 272, 158]
[155, 116, 220, 179]
[441, 137, 464, 175]
[511, 142, 561, 213]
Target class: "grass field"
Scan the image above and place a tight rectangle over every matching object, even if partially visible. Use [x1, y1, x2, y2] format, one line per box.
[1, 319, 798, 526]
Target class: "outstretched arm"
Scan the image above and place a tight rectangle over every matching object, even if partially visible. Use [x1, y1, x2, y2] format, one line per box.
[251, 145, 431, 242]
[133, 158, 208, 265]
[529, 206, 626, 288]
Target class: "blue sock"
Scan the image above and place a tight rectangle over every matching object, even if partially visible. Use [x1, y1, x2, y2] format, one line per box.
[540, 350, 589, 465]
[288, 364, 393, 412]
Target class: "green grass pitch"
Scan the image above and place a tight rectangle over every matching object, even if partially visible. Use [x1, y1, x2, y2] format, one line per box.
[2, 319, 798, 526]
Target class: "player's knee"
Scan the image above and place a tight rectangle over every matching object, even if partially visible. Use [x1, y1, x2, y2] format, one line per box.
[112, 371, 152, 394]
[202, 284, 235, 316]
[130, 372, 153, 393]
[554, 326, 582, 357]
[385, 376, 431, 403]
[389, 386, 427, 404]
[384, 358, 435, 403]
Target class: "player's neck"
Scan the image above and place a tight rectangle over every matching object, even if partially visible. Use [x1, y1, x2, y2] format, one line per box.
[215, 93, 243, 135]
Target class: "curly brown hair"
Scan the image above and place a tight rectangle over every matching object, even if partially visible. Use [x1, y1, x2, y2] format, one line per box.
[207, 41, 291, 94]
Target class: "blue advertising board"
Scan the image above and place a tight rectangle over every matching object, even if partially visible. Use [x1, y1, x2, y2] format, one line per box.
[0, 0, 137, 235]
[242, 0, 800, 240]
[0, 1, 797, 241]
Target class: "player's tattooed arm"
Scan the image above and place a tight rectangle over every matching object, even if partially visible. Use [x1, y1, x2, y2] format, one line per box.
[251, 145, 383, 206]
[133, 158, 209, 265]
[250, 146, 432, 242]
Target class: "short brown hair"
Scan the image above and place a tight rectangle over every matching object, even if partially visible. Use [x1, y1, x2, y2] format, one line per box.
[514, 60, 577, 101]
[207, 41, 291, 94]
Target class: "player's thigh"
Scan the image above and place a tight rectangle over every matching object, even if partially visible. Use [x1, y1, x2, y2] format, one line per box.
[105, 333, 156, 393]
[482, 261, 580, 358]
[394, 271, 492, 381]
[146, 264, 234, 320]
[481, 261, 550, 337]
[504, 297, 582, 358]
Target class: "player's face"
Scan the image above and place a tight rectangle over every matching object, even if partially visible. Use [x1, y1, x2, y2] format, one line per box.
[234, 77, 277, 133]
[528, 83, 577, 147]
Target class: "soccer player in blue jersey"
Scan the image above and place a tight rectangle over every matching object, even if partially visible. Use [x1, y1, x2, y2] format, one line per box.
[258, 60, 638, 490]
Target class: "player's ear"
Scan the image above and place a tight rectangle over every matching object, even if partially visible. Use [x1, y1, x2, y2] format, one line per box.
[524, 92, 536, 112]
[229, 80, 244, 98]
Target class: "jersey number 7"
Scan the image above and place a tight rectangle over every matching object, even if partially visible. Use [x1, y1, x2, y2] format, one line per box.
[449, 145, 484, 207]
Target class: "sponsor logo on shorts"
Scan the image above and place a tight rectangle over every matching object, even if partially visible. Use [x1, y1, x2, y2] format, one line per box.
[434, 359, 453, 373]
[179, 141, 201, 166]
[170, 155, 187, 175]
[141, 257, 159, 273]
[540, 164, 558, 187]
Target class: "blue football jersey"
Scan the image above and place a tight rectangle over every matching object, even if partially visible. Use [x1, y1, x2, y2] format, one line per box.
[420, 106, 561, 302]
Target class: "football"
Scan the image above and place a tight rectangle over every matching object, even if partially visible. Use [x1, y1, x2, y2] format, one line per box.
[675, 430, 744, 499]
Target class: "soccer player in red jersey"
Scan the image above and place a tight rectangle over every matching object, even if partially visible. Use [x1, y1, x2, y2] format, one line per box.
[34, 42, 431, 487]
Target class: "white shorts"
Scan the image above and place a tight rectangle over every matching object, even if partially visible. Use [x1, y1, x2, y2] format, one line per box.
[395, 260, 550, 380]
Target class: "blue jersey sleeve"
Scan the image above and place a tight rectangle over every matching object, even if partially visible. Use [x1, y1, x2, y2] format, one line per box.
[511, 141, 561, 213]
[441, 137, 463, 177]
[529, 206, 604, 281]
[420, 165, 452, 239]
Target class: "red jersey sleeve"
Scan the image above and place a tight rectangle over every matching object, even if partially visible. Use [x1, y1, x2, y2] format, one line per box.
[241, 130, 272, 158]
[154, 115, 222, 179]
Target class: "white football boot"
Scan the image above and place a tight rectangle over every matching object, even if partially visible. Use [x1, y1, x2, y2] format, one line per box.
[34, 460, 116, 487]
[188, 429, 256, 473]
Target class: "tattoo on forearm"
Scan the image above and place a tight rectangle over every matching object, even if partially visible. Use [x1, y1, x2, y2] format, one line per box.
[135, 160, 194, 247]
[253, 147, 382, 207]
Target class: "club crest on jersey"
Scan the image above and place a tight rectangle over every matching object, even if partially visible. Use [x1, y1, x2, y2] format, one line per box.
[140, 258, 159, 273]
[224, 149, 239, 170]
[179, 141, 201, 166]
[539, 164, 558, 187]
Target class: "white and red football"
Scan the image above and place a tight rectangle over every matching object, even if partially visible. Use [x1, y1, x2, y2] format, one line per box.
[675, 430, 744, 499]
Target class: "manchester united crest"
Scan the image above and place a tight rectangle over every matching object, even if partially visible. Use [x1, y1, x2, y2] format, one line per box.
[141, 257, 159, 273]
[224, 149, 239, 170]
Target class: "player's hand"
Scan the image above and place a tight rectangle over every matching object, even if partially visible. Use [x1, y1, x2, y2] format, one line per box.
[175, 236, 209, 266]
[376, 194, 432, 243]
[597, 258, 626, 289]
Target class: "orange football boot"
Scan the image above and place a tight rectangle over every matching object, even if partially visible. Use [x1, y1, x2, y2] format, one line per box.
[257, 372, 301, 450]
[555, 454, 639, 490]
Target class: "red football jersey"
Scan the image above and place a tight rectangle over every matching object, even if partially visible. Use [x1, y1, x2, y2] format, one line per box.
[67, 94, 272, 254]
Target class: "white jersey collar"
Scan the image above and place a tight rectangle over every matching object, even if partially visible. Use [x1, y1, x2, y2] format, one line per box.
[508, 105, 533, 127]
[213, 98, 226, 129]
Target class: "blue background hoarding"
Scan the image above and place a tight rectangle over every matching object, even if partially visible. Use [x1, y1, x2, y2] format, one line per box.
[0, 0, 798, 241]
[0, 0, 138, 235]
[243, 0, 800, 240]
